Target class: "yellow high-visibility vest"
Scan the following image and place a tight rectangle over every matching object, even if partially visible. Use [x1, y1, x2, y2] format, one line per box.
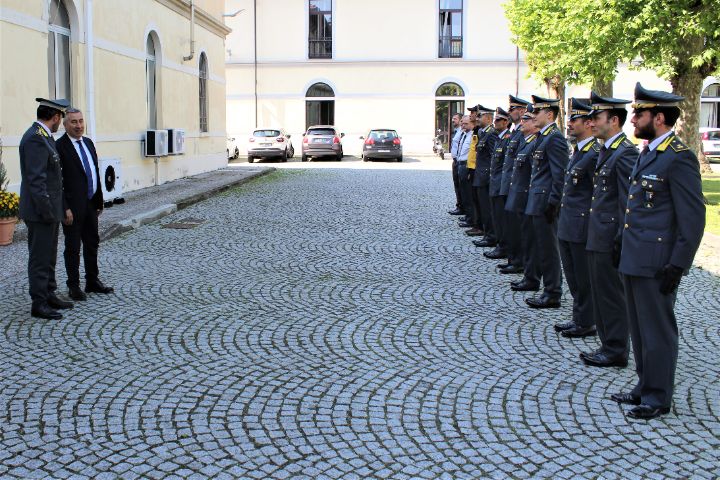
[467, 134, 479, 169]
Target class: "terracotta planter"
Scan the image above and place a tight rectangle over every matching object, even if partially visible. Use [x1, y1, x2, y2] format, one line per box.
[0, 217, 18, 246]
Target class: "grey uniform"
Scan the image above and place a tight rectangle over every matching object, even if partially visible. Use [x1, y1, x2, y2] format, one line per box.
[501, 127, 525, 267]
[472, 125, 498, 237]
[489, 129, 513, 253]
[619, 133, 705, 409]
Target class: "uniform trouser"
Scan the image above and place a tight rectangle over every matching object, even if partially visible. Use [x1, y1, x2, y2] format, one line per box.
[490, 195, 506, 250]
[504, 211, 523, 267]
[559, 240, 593, 328]
[457, 163, 475, 223]
[531, 215, 562, 300]
[26, 220, 59, 308]
[588, 251, 629, 359]
[473, 185, 493, 236]
[451, 159, 462, 210]
[623, 275, 678, 409]
[63, 201, 100, 289]
[521, 214, 540, 285]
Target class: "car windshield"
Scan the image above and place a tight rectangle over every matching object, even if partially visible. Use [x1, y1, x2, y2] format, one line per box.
[308, 128, 336, 136]
[369, 130, 398, 140]
[706, 130, 720, 141]
[254, 130, 281, 137]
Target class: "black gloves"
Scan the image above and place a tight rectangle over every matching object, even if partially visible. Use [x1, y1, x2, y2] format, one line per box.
[612, 239, 622, 268]
[656, 264, 684, 295]
[543, 203, 559, 224]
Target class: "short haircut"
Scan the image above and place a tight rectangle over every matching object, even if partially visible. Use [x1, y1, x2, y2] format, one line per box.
[541, 106, 560, 120]
[452, 113, 461, 119]
[607, 109, 628, 127]
[65, 107, 82, 115]
[650, 106, 681, 127]
[37, 105, 63, 121]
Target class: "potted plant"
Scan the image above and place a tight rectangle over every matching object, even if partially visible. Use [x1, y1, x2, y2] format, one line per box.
[0, 159, 20, 246]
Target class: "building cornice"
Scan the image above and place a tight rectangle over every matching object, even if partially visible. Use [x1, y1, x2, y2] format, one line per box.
[156, 0, 232, 38]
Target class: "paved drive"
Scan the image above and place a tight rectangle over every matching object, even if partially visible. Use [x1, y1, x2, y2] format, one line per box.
[1, 164, 719, 479]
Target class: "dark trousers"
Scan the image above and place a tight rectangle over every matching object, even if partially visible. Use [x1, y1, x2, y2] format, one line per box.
[62, 201, 100, 288]
[559, 240, 593, 327]
[490, 195, 506, 250]
[26, 221, 59, 308]
[473, 185, 493, 237]
[451, 160, 462, 211]
[521, 214, 540, 285]
[457, 163, 475, 225]
[505, 211, 523, 267]
[531, 215, 562, 300]
[588, 251, 629, 359]
[624, 275, 678, 409]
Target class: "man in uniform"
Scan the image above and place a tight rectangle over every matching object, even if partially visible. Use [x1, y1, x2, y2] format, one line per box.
[554, 99, 599, 337]
[470, 106, 498, 243]
[19, 98, 73, 319]
[498, 96, 532, 275]
[612, 83, 705, 420]
[581, 92, 637, 367]
[483, 108, 511, 259]
[448, 113, 464, 216]
[455, 115, 474, 228]
[524, 96, 567, 308]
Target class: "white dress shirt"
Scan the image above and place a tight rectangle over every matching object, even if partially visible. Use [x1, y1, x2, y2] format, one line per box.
[70, 136, 98, 196]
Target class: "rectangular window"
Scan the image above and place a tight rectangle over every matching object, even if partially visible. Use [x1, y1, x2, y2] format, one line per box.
[439, 0, 462, 58]
[309, 0, 332, 59]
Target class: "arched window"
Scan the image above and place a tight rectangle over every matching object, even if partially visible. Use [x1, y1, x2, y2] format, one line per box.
[48, 0, 71, 100]
[199, 53, 208, 132]
[435, 82, 465, 150]
[305, 82, 335, 128]
[146, 34, 158, 129]
[435, 82, 464, 97]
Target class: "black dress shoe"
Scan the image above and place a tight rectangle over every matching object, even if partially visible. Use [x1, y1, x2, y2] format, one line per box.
[500, 265, 525, 275]
[526, 296, 561, 308]
[86, 281, 114, 294]
[511, 281, 540, 292]
[68, 286, 88, 301]
[553, 321, 576, 332]
[483, 248, 506, 259]
[458, 216, 470, 222]
[465, 228, 484, 237]
[47, 294, 73, 310]
[627, 404, 670, 420]
[448, 208, 463, 215]
[610, 392, 641, 405]
[458, 222, 472, 228]
[31, 304, 62, 320]
[582, 351, 628, 367]
[561, 324, 597, 338]
[473, 238, 497, 247]
[579, 347, 604, 360]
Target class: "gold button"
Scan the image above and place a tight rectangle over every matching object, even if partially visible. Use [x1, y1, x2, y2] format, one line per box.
[624, 223, 629, 229]
[626, 208, 630, 213]
[561, 203, 564, 207]
[594, 184, 597, 187]
[629, 194, 634, 199]
[633, 181, 637, 185]
[591, 196, 595, 200]
[658, 237, 663, 242]
[589, 208, 593, 212]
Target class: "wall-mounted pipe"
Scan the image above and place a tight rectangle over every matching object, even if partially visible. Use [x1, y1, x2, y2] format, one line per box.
[183, 0, 195, 62]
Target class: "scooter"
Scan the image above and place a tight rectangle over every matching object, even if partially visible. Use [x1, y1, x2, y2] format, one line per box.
[433, 129, 445, 159]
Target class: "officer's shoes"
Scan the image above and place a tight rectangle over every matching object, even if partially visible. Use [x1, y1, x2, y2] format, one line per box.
[553, 321, 576, 332]
[525, 296, 561, 308]
[69, 286, 88, 301]
[483, 248, 506, 259]
[31, 304, 63, 320]
[499, 265, 524, 274]
[47, 294, 73, 310]
[627, 404, 670, 420]
[561, 324, 596, 338]
[511, 281, 540, 292]
[86, 280, 114, 294]
[609, 392, 641, 405]
[448, 208, 463, 215]
[582, 351, 627, 367]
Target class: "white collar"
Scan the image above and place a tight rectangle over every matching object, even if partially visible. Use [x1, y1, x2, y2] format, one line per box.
[604, 131, 624, 148]
[540, 123, 556, 134]
[576, 136, 595, 151]
[648, 130, 674, 151]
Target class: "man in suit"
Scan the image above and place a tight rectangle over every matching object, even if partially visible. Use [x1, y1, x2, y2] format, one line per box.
[455, 116, 474, 227]
[57, 108, 114, 300]
[524, 96, 568, 309]
[554, 99, 599, 337]
[482, 108, 511, 259]
[448, 113, 464, 215]
[19, 98, 74, 319]
[612, 83, 705, 420]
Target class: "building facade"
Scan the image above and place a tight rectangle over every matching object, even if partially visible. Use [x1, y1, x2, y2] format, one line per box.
[0, 0, 230, 194]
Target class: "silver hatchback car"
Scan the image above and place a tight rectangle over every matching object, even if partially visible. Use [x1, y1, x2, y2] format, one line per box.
[301, 125, 344, 161]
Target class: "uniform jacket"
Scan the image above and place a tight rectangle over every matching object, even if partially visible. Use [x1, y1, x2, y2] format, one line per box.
[525, 123, 569, 216]
[489, 129, 513, 197]
[18, 122, 64, 223]
[472, 125, 498, 187]
[56, 134, 104, 214]
[557, 138, 600, 244]
[499, 126, 524, 197]
[505, 133, 539, 213]
[585, 133, 637, 253]
[619, 133, 705, 277]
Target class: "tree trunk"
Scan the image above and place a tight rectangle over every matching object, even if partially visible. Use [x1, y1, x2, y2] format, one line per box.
[545, 75, 566, 133]
[591, 78, 613, 97]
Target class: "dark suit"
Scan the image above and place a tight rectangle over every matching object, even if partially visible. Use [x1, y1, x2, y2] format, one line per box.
[56, 134, 104, 289]
[500, 126, 525, 267]
[557, 138, 599, 328]
[19, 122, 64, 308]
[489, 129, 513, 252]
[472, 125, 498, 237]
[619, 133, 705, 409]
[525, 124, 568, 301]
[586, 133, 637, 360]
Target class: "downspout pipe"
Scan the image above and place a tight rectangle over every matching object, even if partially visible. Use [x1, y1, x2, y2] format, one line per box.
[254, 0, 258, 128]
[85, 0, 96, 139]
[183, 0, 195, 61]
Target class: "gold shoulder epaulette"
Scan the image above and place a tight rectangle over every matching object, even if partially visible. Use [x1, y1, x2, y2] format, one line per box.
[656, 135, 675, 152]
[582, 139, 597, 152]
[528, 134, 537, 142]
[610, 134, 625, 149]
[36, 126, 48, 138]
[670, 137, 689, 153]
[622, 139, 636, 148]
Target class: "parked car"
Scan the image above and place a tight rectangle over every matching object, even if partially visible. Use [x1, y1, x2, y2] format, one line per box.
[227, 136, 240, 160]
[701, 127, 720, 162]
[301, 125, 344, 161]
[247, 128, 294, 163]
[360, 129, 403, 162]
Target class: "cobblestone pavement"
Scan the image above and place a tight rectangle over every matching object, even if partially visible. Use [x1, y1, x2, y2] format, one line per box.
[1, 165, 719, 479]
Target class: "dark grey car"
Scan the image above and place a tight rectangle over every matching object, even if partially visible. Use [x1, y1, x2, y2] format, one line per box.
[361, 129, 403, 162]
[301, 125, 344, 161]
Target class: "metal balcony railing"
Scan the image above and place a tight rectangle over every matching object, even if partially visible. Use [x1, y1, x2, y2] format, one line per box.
[439, 36, 463, 58]
[309, 38, 332, 59]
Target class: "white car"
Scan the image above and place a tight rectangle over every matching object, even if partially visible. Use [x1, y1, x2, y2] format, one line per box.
[227, 137, 240, 160]
[247, 128, 294, 163]
[701, 127, 720, 161]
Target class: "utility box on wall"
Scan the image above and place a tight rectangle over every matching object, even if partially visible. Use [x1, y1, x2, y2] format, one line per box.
[167, 129, 185, 155]
[99, 157, 124, 206]
[145, 130, 169, 156]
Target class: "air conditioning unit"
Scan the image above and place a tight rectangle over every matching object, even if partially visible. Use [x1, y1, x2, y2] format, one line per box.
[145, 130, 168, 156]
[167, 128, 186, 155]
[99, 157, 124, 207]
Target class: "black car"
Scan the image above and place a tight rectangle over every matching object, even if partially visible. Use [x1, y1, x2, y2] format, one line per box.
[360, 129, 403, 162]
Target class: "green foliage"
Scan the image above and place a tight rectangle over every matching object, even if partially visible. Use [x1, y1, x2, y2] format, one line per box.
[702, 174, 720, 235]
[0, 160, 8, 191]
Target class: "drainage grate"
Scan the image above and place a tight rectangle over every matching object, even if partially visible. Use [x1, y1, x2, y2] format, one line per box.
[161, 217, 205, 229]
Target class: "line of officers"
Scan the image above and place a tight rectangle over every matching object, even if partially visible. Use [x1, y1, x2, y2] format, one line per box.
[448, 82, 706, 420]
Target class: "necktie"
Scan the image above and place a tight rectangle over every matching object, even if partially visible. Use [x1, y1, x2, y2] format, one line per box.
[640, 144, 650, 156]
[77, 140, 94, 199]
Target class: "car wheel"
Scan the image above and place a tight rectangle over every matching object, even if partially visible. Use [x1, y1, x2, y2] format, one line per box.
[288, 146, 294, 159]
[301, 154, 308, 162]
[282, 150, 288, 162]
[233, 147, 239, 160]
[397, 156, 403, 162]
[248, 156, 254, 163]
[336, 154, 342, 161]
